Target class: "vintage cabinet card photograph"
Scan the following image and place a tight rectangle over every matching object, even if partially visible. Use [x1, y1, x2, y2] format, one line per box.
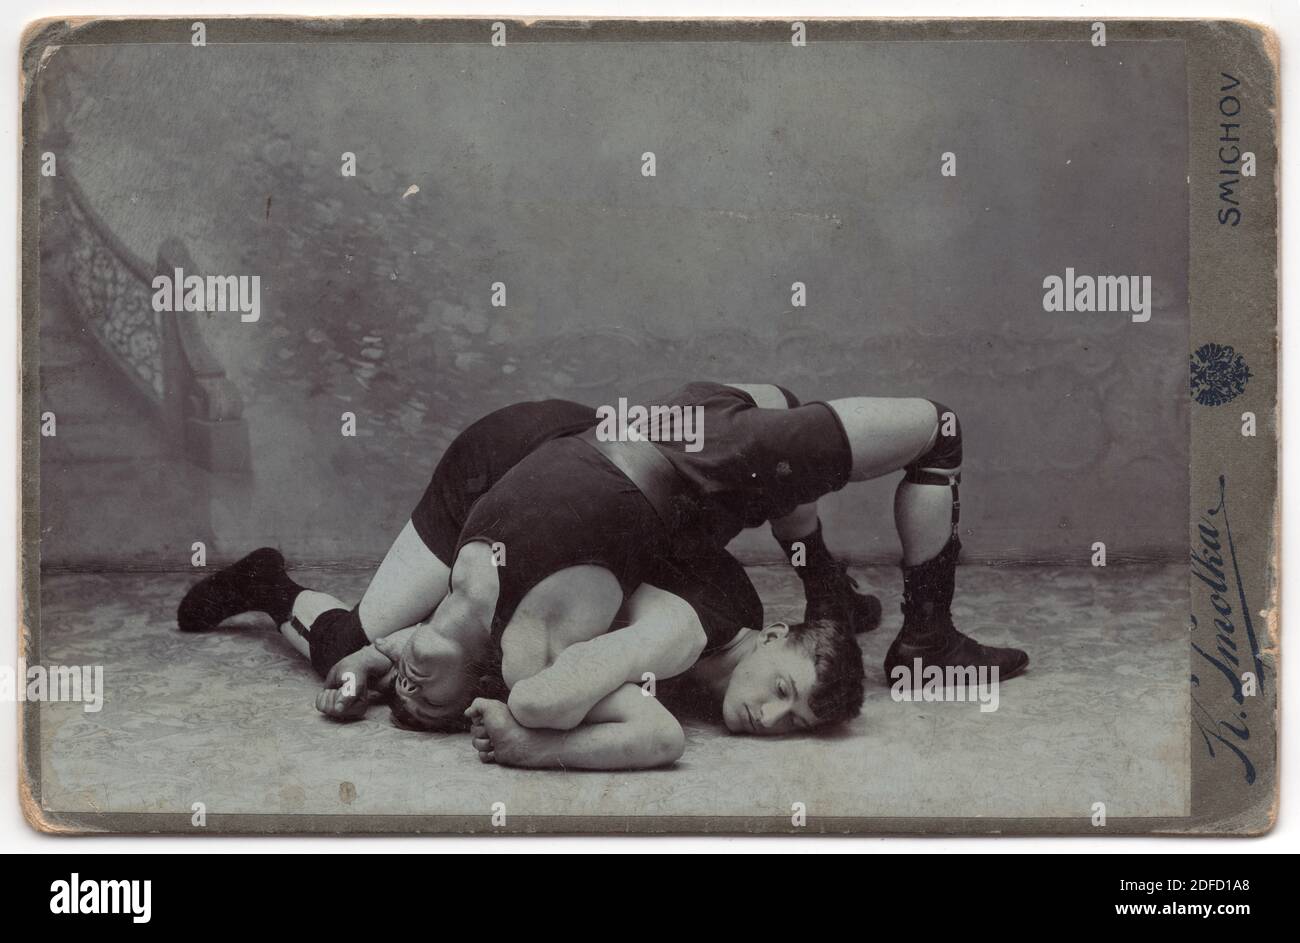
[18, 17, 1278, 835]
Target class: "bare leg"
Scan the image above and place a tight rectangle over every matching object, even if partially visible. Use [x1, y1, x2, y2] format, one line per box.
[770, 502, 820, 541]
[895, 478, 957, 566]
[355, 520, 451, 641]
[279, 519, 452, 677]
[771, 500, 883, 633]
[826, 397, 942, 480]
[467, 684, 685, 770]
[826, 397, 951, 562]
[828, 397, 1028, 680]
[278, 590, 346, 659]
[724, 383, 790, 410]
[728, 382, 882, 633]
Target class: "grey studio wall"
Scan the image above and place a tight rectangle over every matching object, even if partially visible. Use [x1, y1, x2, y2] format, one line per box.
[38, 38, 1188, 568]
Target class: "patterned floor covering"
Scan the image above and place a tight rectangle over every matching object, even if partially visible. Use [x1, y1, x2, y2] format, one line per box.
[32, 563, 1188, 826]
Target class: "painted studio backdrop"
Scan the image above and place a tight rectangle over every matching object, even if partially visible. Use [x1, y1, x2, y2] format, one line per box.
[36, 39, 1189, 569]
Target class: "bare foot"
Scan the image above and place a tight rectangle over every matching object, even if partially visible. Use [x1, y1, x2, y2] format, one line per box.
[465, 698, 500, 764]
[465, 697, 552, 768]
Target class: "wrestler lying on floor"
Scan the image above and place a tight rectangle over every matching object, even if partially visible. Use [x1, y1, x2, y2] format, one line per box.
[178, 385, 873, 767]
[178, 380, 1029, 769]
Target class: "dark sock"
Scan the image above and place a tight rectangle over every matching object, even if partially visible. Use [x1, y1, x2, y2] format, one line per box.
[777, 522, 882, 634]
[297, 606, 371, 678]
[776, 522, 838, 581]
[177, 548, 304, 633]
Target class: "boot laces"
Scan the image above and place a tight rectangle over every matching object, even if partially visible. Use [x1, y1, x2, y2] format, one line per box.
[817, 559, 861, 596]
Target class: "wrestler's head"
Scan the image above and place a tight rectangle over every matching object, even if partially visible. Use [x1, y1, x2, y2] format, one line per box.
[376, 621, 487, 732]
[721, 619, 865, 735]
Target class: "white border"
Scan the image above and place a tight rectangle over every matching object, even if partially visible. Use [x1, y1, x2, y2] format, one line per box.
[3, 0, 1293, 854]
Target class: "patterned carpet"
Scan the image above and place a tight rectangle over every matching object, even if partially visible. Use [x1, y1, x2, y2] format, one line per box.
[33, 563, 1188, 825]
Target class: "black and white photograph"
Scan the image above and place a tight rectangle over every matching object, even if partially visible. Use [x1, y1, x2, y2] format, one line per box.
[14, 12, 1279, 841]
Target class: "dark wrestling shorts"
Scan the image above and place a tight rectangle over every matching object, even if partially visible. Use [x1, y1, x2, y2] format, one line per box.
[410, 399, 597, 564]
[411, 383, 853, 651]
[409, 399, 762, 652]
[650, 381, 856, 544]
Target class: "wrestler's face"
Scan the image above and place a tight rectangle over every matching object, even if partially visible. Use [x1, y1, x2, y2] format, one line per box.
[383, 621, 475, 731]
[721, 623, 820, 735]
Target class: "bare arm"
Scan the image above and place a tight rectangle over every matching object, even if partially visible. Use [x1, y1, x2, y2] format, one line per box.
[315, 624, 419, 720]
[470, 684, 685, 770]
[507, 585, 706, 730]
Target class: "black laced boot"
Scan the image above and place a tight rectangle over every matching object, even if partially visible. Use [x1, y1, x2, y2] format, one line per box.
[177, 548, 303, 633]
[778, 523, 882, 634]
[884, 537, 1029, 680]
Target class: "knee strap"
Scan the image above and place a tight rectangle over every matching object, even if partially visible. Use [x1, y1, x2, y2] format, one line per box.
[904, 401, 962, 537]
[904, 400, 962, 486]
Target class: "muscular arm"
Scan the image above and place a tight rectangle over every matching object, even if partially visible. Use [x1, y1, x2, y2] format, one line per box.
[471, 683, 685, 770]
[506, 585, 706, 731]
[315, 624, 418, 719]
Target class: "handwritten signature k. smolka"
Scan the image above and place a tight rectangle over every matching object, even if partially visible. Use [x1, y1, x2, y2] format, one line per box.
[1190, 476, 1266, 784]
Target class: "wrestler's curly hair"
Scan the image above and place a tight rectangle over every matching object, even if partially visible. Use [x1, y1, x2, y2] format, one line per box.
[787, 618, 866, 726]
